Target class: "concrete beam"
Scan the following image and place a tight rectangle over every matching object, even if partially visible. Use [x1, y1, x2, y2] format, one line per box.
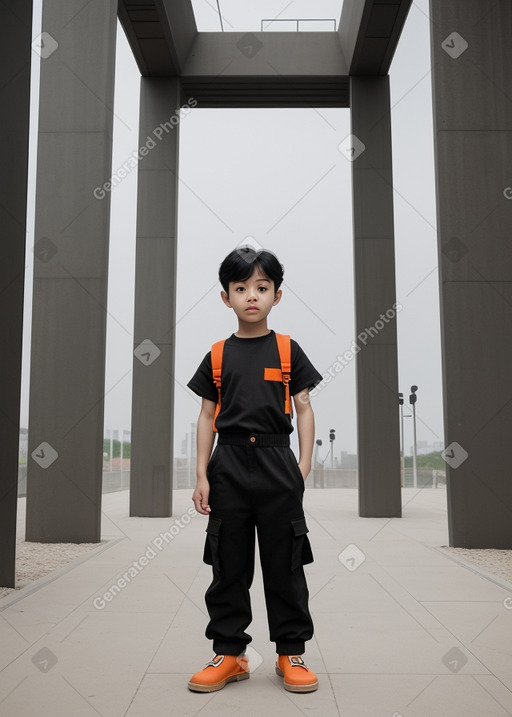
[117, 3, 349, 106]
[182, 31, 347, 77]
[25, 0, 117, 542]
[129, 78, 181, 518]
[339, 0, 413, 75]
[180, 75, 349, 108]
[430, 0, 512, 547]
[180, 31, 348, 107]
[117, 1, 413, 102]
[350, 76, 402, 518]
[118, 0, 412, 82]
[118, 0, 196, 76]
[0, 0, 32, 587]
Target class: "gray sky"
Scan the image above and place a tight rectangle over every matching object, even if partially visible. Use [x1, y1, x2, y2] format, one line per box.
[22, 0, 442, 459]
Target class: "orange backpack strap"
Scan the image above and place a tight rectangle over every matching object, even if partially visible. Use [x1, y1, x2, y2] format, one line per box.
[276, 333, 292, 416]
[264, 333, 292, 417]
[211, 340, 225, 432]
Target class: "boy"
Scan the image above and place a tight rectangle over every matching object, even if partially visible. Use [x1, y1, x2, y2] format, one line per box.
[187, 247, 322, 693]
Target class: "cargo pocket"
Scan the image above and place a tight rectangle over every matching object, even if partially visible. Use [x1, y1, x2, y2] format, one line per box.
[203, 516, 222, 571]
[290, 516, 314, 572]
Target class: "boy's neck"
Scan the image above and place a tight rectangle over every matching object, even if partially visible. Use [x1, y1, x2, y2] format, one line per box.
[234, 319, 271, 339]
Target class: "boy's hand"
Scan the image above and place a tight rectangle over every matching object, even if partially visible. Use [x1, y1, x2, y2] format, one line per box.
[298, 461, 311, 481]
[293, 390, 315, 483]
[193, 478, 211, 515]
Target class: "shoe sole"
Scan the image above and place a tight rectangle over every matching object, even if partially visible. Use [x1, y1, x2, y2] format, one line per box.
[275, 666, 319, 693]
[188, 671, 250, 693]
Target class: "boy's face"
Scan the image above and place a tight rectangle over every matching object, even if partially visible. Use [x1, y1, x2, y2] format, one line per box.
[221, 267, 282, 324]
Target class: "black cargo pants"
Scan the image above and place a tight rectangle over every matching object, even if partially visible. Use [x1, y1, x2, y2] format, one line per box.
[202, 433, 314, 656]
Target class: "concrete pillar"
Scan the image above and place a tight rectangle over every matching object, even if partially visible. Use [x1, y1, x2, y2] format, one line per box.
[430, 0, 512, 547]
[0, 1, 32, 586]
[25, 0, 117, 542]
[129, 79, 181, 517]
[350, 76, 402, 518]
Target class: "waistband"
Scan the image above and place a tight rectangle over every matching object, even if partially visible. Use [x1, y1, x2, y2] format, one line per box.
[217, 433, 290, 447]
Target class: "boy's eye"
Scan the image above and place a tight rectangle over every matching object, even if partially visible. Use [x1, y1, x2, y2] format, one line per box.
[257, 286, 267, 292]
[235, 286, 245, 292]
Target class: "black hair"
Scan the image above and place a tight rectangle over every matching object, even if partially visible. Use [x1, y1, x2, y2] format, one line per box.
[218, 247, 284, 294]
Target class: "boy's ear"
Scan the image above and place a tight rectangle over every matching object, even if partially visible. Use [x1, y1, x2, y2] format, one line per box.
[221, 290, 232, 308]
[272, 289, 282, 306]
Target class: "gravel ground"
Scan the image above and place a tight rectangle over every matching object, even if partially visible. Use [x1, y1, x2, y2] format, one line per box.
[441, 547, 512, 584]
[0, 542, 98, 600]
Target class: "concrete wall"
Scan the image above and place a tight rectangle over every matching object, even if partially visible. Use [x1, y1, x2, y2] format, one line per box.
[0, 0, 33, 586]
[350, 76, 402, 518]
[129, 79, 181, 517]
[430, 0, 512, 547]
[25, 0, 117, 542]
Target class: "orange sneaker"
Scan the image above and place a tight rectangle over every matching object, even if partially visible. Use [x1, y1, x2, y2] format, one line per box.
[188, 654, 250, 692]
[275, 655, 318, 693]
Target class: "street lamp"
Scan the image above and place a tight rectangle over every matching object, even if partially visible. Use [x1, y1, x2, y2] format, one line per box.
[313, 439, 322, 467]
[314, 439, 323, 488]
[398, 391, 412, 487]
[329, 429, 335, 470]
[409, 385, 418, 489]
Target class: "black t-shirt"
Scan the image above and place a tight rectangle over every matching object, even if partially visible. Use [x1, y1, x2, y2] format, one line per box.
[187, 330, 322, 435]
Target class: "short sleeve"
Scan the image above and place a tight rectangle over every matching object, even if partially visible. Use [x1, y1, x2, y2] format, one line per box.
[187, 352, 219, 403]
[289, 340, 322, 396]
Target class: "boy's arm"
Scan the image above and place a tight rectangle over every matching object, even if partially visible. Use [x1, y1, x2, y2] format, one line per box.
[293, 389, 315, 480]
[192, 397, 217, 515]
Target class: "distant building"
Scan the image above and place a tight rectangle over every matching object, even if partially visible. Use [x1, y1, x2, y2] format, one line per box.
[338, 451, 358, 469]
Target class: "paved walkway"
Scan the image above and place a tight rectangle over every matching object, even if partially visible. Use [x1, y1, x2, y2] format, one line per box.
[1, 488, 512, 716]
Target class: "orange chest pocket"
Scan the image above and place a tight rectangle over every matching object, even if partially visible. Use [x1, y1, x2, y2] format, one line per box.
[264, 367, 282, 382]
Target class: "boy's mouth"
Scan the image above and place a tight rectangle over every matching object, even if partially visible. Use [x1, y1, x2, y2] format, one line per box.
[246, 306, 259, 312]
